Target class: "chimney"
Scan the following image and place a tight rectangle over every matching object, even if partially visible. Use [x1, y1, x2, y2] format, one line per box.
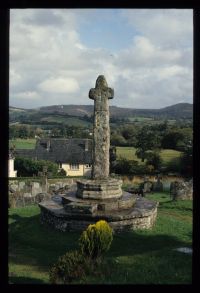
[85, 139, 88, 151]
[46, 140, 51, 151]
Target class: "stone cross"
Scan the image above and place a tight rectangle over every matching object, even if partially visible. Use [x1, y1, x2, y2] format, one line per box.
[89, 75, 114, 179]
[38, 166, 50, 193]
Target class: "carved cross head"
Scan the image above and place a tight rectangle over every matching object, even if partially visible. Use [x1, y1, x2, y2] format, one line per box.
[89, 75, 114, 102]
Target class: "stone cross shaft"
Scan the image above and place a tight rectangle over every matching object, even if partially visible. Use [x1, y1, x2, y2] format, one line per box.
[89, 75, 114, 179]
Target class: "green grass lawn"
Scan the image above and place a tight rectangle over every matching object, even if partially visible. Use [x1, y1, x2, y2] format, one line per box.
[116, 147, 181, 164]
[9, 139, 36, 149]
[9, 193, 192, 284]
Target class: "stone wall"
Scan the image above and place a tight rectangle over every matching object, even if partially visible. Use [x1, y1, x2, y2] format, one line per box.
[9, 178, 74, 208]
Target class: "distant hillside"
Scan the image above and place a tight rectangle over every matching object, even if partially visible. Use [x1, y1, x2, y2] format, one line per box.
[39, 103, 193, 118]
[9, 103, 193, 124]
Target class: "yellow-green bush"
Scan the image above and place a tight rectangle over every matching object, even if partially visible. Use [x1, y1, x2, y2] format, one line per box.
[79, 220, 113, 260]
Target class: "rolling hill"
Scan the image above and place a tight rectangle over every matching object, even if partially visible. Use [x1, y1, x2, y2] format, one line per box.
[9, 103, 193, 125]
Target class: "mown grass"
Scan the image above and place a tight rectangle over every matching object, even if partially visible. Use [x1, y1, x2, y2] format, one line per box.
[116, 146, 181, 165]
[116, 146, 140, 161]
[9, 139, 36, 149]
[9, 193, 192, 284]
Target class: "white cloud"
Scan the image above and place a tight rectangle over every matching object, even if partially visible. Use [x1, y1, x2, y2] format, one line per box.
[38, 77, 79, 94]
[10, 9, 193, 109]
[121, 9, 193, 49]
[13, 91, 41, 100]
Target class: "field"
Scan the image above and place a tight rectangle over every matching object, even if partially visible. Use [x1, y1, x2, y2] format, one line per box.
[9, 192, 192, 284]
[41, 116, 92, 127]
[9, 139, 36, 149]
[116, 147, 182, 164]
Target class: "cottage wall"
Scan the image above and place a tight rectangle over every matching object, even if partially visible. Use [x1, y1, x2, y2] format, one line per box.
[8, 158, 17, 177]
[61, 163, 91, 177]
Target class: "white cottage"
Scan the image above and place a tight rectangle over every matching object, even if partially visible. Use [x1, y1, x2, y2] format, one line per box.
[8, 153, 17, 177]
[15, 138, 92, 177]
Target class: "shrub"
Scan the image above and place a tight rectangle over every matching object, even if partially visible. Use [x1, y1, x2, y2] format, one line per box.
[49, 250, 86, 284]
[79, 220, 113, 261]
[15, 157, 58, 177]
[114, 158, 148, 175]
[57, 168, 67, 177]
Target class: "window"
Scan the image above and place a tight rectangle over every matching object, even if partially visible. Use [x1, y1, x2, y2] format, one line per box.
[70, 164, 79, 170]
[58, 162, 62, 169]
[85, 164, 91, 168]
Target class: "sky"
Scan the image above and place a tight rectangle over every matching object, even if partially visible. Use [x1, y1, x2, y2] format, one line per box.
[10, 9, 193, 109]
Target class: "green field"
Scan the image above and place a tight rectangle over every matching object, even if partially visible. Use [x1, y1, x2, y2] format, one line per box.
[9, 139, 36, 149]
[41, 116, 92, 127]
[160, 149, 182, 163]
[116, 147, 181, 164]
[9, 193, 192, 284]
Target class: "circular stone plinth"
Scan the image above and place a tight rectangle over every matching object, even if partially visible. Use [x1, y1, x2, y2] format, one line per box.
[38, 195, 159, 233]
[76, 178, 123, 200]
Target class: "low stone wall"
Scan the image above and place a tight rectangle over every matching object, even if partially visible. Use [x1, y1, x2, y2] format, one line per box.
[9, 178, 74, 208]
[122, 175, 186, 192]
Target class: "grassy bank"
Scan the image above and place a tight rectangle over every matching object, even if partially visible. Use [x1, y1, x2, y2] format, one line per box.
[9, 192, 192, 284]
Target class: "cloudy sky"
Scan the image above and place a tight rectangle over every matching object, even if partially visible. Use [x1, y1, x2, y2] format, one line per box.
[10, 9, 193, 109]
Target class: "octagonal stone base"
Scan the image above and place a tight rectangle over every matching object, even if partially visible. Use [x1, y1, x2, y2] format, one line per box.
[39, 195, 158, 232]
[76, 178, 123, 200]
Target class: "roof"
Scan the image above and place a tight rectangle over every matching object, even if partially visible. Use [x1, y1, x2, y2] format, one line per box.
[15, 138, 92, 164]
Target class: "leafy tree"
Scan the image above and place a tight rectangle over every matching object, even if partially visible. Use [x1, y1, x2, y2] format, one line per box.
[35, 127, 43, 137]
[145, 151, 163, 171]
[18, 125, 29, 139]
[161, 130, 185, 150]
[135, 126, 161, 162]
[110, 133, 127, 146]
[180, 144, 193, 176]
[120, 125, 138, 146]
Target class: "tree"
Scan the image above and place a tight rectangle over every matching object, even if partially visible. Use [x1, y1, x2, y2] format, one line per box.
[145, 151, 163, 171]
[135, 126, 161, 162]
[18, 125, 29, 139]
[35, 127, 43, 137]
[120, 125, 137, 146]
[161, 130, 185, 150]
[180, 143, 193, 176]
[110, 133, 126, 146]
